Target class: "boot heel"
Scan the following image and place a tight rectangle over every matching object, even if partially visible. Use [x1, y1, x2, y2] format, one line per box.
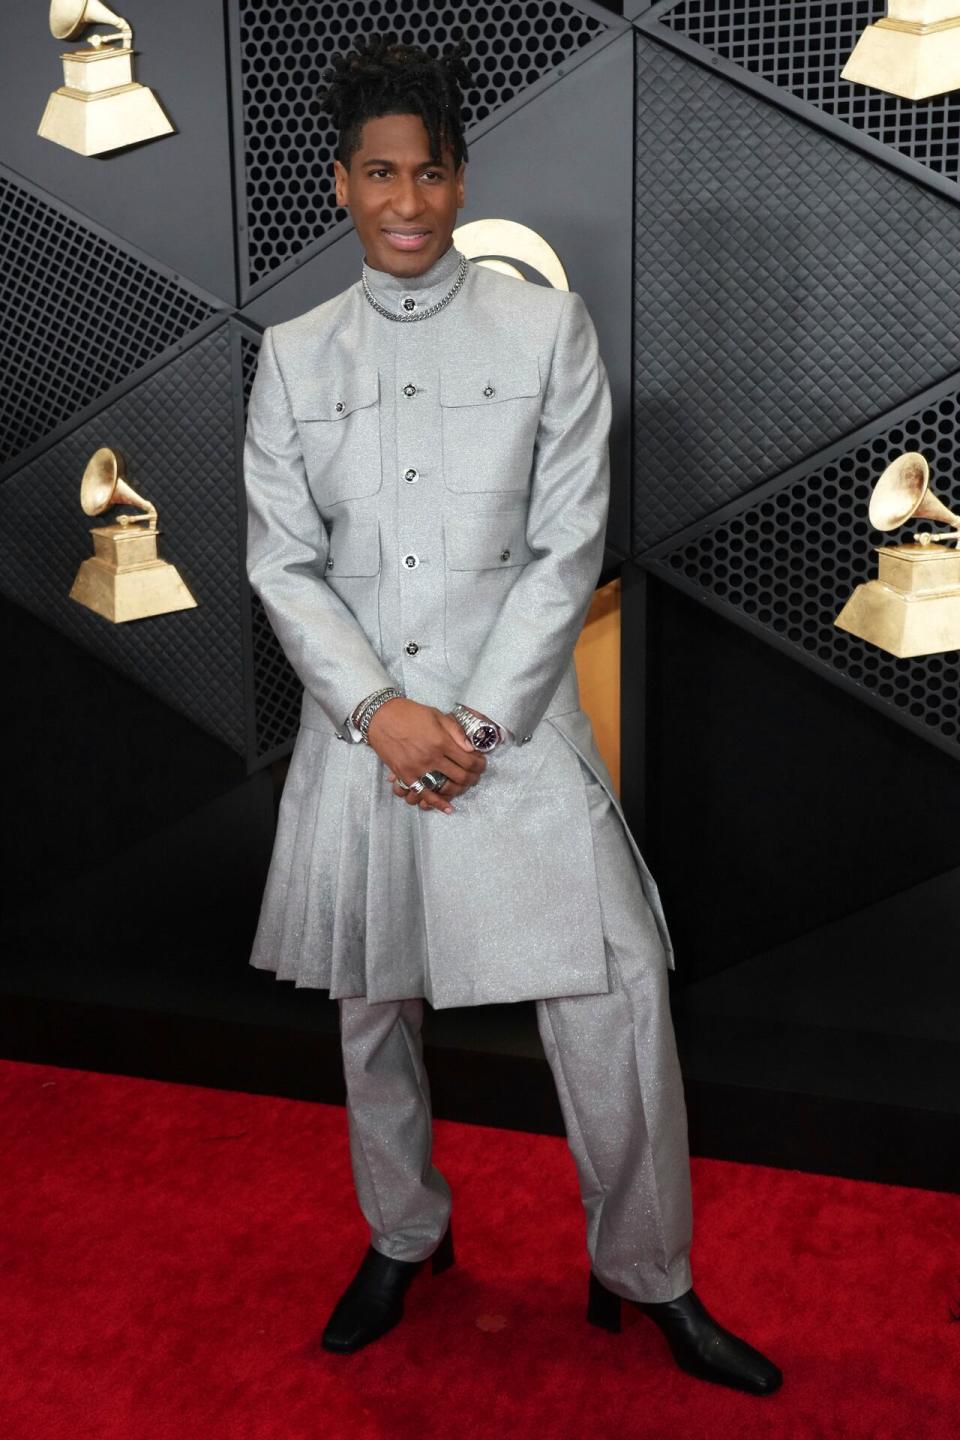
[431, 1221, 455, 1275]
[587, 1272, 622, 1333]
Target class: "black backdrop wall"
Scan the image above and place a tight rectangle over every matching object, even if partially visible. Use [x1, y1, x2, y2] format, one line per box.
[2, 0, 959, 1189]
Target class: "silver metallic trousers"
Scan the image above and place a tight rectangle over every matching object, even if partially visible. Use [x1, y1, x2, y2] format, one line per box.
[337, 764, 694, 1303]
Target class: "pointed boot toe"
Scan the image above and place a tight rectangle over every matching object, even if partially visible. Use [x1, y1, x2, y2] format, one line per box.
[587, 1274, 782, 1396]
[321, 1224, 455, 1354]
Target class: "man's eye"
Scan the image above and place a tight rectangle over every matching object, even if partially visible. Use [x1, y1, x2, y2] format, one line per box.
[369, 169, 390, 179]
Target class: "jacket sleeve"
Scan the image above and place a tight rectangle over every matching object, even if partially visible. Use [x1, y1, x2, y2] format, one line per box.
[243, 325, 397, 731]
[458, 291, 611, 739]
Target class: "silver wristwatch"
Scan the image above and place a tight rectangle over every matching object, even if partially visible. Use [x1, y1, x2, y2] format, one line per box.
[452, 703, 502, 753]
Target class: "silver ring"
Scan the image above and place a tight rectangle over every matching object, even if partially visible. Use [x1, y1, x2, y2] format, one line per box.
[395, 777, 413, 791]
[422, 770, 449, 792]
[408, 779, 426, 795]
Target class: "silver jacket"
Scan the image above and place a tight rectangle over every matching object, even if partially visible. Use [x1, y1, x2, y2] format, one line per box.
[243, 244, 674, 1007]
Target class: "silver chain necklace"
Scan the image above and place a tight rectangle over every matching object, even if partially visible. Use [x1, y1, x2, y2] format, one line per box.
[361, 252, 469, 322]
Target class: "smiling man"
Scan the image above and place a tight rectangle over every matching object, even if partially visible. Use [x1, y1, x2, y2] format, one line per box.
[242, 35, 781, 1396]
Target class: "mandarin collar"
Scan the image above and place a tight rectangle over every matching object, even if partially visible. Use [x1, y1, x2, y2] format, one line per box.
[361, 243, 465, 317]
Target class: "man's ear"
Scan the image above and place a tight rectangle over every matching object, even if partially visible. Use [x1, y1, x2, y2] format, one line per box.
[455, 162, 465, 209]
[333, 158, 349, 207]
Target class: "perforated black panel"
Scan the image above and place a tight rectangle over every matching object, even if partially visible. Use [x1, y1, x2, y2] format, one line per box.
[0, 326, 246, 754]
[240, 332, 304, 760]
[652, 379, 960, 753]
[653, 1, 960, 190]
[632, 39, 960, 550]
[0, 170, 218, 469]
[237, 0, 608, 289]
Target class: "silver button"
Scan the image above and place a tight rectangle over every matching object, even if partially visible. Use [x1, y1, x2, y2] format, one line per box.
[402, 383, 417, 397]
[483, 385, 495, 397]
[500, 549, 510, 562]
[326, 557, 334, 569]
[401, 296, 416, 312]
[334, 400, 344, 413]
[404, 468, 419, 483]
[405, 641, 420, 655]
[522, 734, 532, 743]
[403, 553, 420, 569]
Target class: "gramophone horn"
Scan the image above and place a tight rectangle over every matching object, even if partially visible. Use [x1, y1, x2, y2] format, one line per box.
[49, 0, 130, 42]
[867, 451, 960, 533]
[80, 446, 156, 524]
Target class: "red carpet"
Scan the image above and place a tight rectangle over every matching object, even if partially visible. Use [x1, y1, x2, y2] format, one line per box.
[1, 1057, 958, 1439]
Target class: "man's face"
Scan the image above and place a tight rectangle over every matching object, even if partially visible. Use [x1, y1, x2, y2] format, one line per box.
[333, 112, 465, 278]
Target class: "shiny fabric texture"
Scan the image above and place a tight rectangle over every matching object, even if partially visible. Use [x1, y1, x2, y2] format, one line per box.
[338, 757, 693, 1303]
[243, 245, 675, 1006]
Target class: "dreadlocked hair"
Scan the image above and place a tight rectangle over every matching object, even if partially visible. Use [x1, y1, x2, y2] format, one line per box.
[318, 34, 473, 170]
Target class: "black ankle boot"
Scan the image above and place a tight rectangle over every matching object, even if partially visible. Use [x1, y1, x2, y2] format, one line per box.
[587, 1273, 782, 1396]
[321, 1222, 455, 1354]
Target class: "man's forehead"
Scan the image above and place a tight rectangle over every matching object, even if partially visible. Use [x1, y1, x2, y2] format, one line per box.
[355, 113, 454, 165]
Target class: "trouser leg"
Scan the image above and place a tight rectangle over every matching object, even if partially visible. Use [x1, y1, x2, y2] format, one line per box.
[535, 770, 694, 1304]
[338, 995, 452, 1263]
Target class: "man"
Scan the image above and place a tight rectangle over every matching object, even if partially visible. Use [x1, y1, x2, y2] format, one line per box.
[243, 35, 781, 1396]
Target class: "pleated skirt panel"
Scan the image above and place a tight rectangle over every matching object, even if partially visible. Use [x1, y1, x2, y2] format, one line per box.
[248, 727, 432, 1002]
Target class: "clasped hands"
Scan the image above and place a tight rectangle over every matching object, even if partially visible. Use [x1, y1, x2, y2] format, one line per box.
[364, 696, 488, 814]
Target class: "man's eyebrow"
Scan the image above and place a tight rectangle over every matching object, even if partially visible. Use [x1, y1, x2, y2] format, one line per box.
[360, 157, 449, 168]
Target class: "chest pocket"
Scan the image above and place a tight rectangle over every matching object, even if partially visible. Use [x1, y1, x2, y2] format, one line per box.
[443, 509, 533, 676]
[439, 361, 541, 493]
[293, 367, 383, 508]
[324, 517, 382, 654]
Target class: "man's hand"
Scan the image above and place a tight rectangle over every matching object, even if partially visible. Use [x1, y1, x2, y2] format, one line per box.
[366, 697, 485, 813]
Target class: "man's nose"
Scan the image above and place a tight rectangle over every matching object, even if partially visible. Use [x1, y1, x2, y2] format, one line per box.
[391, 177, 425, 218]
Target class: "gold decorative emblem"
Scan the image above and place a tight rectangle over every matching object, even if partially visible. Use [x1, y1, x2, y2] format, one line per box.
[38, 1, 174, 156]
[842, 3, 960, 100]
[452, 220, 569, 290]
[834, 451, 960, 656]
[69, 446, 197, 622]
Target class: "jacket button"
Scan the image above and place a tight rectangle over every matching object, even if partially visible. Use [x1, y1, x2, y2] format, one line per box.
[522, 734, 532, 743]
[500, 549, 510, 562]
[483, 385, 495, 397]
[334, 401, 344, 413]
[405, 641, 420, 655]
[403, 553, 420, 569]
[402, 383, 417, 397]
[402, 296, 416, 312]
[404, 468, 419, 482]
[326, 557, 334, 569]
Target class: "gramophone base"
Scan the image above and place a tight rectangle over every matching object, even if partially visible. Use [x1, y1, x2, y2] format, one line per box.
[834, 580, 960, 658]
[38, 84, 174, 157]
[69, 556, 197, 623]
[841, 20, 960, 102]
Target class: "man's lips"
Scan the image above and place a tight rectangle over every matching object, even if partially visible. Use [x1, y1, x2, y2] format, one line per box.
[382, 228, 431, 250]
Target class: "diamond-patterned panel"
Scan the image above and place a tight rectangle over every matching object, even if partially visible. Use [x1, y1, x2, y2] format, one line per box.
[651, 377, 960, 754]
[239, 331, 304, 761]
[238, 0, 608, 289]
[0, 325, 246, 754]
[633, 38, 960, 550]
[0, 169, 218, 469]
[652, 2, 960, 192]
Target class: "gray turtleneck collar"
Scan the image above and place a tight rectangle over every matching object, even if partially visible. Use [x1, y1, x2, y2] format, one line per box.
[360, 242, 465, 316]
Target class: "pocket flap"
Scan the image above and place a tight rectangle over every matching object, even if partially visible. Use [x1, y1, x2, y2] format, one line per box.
[326, 519, 381, 576]
[294, 368, 379, 421]
[439, 361, 541, 408]
[444, 510, 534, 570]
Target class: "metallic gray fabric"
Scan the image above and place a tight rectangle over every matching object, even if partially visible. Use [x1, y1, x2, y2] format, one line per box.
[243, 245, 674, 1007]
[338, 756, 692, 1301]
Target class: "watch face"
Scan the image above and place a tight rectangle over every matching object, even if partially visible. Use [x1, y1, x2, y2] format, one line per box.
[472, 723, 499, 751]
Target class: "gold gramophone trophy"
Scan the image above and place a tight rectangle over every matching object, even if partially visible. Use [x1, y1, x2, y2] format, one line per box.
[69, 446, 197, 622]
[834, 451, 960, 657]
[38, 0, 174, 156]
